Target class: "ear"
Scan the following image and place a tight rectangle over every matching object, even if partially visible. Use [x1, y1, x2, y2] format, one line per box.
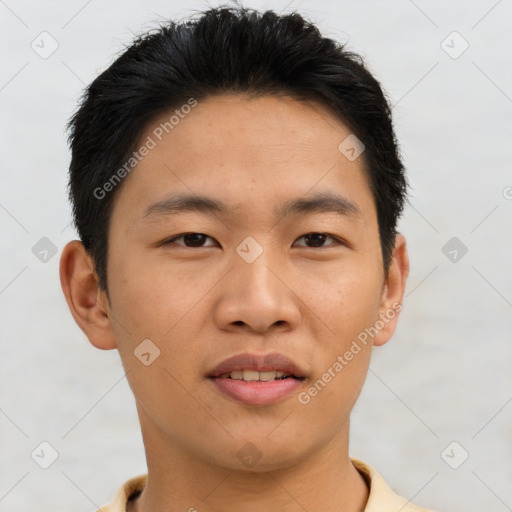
[373, 233, 409, 347]
[59, 240, 117, 350]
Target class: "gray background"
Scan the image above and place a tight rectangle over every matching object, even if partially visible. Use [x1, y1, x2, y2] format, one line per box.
[1, 1, 511, 511]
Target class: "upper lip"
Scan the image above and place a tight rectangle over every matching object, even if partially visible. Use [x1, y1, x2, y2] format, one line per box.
[208, 352, 307, 379]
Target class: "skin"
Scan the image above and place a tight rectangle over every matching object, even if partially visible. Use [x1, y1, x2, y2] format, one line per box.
[60, 93, 409, 512]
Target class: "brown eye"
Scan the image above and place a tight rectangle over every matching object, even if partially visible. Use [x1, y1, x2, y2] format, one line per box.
[294, 233, 341, 248]
[163, 233, 217, 248]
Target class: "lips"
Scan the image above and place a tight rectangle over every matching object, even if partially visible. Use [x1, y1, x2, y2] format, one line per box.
[208, 352, 307, 406]
[208, 352, 307, 380]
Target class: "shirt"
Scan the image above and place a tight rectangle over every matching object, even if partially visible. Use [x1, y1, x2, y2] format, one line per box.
[95, 458, 436, 512]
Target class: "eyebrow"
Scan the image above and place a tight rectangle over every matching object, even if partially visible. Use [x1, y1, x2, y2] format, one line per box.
[141, 191, 362, 222]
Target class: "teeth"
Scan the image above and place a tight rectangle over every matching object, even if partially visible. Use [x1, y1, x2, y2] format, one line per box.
[219, 370, 292, 381]
[243, 370, 260, 381]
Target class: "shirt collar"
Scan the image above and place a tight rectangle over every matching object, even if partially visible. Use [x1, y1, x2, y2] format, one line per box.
[101, 458, 434, 512]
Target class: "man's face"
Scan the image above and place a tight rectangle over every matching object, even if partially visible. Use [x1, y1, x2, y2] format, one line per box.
[100, 94, 401, 470]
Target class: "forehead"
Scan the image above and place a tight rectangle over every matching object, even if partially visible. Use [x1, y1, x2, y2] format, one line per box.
[110, 93, 375, 227]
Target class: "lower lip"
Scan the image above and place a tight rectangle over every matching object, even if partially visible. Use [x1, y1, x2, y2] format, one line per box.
[210, 377, 303, 406]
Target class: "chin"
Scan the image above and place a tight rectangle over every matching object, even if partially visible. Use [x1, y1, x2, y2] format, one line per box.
[203, 435, 309, 473]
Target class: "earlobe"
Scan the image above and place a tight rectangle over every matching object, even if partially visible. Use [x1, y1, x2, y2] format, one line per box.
[59, 240, 117, 350]
[373, 233, 409, 347]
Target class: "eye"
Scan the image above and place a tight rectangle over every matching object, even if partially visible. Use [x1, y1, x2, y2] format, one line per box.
[161, 232, 345, 249]
[293, 232, 344, 248]
[162, 233, 218, 248]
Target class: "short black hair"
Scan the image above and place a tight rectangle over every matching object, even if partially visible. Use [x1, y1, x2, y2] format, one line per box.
[66, 4, 407, 293]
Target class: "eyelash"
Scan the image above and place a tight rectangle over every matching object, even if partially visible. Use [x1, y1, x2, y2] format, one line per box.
[161, 232, 345, 249]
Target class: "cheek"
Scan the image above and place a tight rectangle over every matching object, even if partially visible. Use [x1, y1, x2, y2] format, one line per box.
[109, 253, 201, 335]
[304, 258, 383, 337]
[300, 258, 382, 396]
[298, 268, 380, 410]
[298, 345, 372, 436]
[107, 256, 212, 378]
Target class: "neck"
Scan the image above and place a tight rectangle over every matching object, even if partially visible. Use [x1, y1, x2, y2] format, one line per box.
[128, 406, 369, 512]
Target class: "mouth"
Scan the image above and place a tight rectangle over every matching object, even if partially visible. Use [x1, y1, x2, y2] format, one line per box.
[208, 352, 307, 406]
[217, 370, 305, 382]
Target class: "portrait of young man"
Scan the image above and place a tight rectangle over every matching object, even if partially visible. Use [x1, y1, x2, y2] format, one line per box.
[58, 4, 433, 511]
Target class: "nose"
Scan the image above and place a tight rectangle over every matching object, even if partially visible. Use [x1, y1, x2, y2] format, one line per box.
[213, 245, 301, 335]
